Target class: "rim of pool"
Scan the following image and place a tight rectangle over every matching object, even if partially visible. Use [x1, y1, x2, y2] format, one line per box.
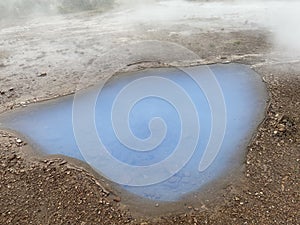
[0, 63, 269, 214]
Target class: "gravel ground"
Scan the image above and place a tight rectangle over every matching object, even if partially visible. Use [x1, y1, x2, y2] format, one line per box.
[0, 1, 299, 224]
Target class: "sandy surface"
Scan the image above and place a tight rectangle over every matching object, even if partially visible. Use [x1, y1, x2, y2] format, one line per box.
[0, 1, 299, 224]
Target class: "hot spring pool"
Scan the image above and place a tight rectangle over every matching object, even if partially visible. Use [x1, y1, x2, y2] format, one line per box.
[0, 64, 268, 202]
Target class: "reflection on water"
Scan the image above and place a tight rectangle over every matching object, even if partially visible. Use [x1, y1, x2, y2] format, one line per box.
[0, 64, 268, 201]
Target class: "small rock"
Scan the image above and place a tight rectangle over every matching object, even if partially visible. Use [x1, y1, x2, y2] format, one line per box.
[59, 160, 67, 166]
[201, 205, 208, 210]
[38, 72, 47, 77]
[9, 87, 14, 91]
[46, 160, 54, 165]
[113, 196, 121, 202]
[16, 138, 23, 144]
[277, 124, 286, 132]
[8, 154, 16, 161]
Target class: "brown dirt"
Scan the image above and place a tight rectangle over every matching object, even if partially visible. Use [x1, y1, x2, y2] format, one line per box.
[0, 5, 299, 225]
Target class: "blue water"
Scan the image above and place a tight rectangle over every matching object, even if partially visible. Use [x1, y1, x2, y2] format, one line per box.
[0, 64, 267, 201]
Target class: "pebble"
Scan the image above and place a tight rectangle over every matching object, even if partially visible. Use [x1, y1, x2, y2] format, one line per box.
[59, 160, 67, 166]
[16, 138, 22, 144]
[277, 124, 286, 132]
[222, 60, 231, 64]
[38, 72, 47, 77]
[20, 102, 27, 107]
[113, 196, 121, 202]
[8, 154, 16, 161]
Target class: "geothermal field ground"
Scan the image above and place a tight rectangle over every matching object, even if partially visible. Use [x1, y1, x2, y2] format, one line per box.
[0, 0, 299, 224]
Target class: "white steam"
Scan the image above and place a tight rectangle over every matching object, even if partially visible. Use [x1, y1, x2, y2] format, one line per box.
[0, 0, 113, 19]
[266, 2, 300, 57]
[0, 0, 300, 59]
[115, 0, 300, 57]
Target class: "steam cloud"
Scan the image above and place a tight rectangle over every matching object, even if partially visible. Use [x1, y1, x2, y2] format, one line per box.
[0, 0, 299, 58]
[265, 1, 300, 57]
[117, 0, 300, 57]
[0, 0, 113, 19]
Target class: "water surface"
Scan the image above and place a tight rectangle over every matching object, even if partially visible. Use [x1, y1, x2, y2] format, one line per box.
[0, 64, 268, 202]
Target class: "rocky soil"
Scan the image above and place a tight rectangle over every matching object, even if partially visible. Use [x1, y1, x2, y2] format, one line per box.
[0, 1, 299, 224]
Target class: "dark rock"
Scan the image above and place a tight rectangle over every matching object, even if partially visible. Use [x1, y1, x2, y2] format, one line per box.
[38, 72, 47, 77]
